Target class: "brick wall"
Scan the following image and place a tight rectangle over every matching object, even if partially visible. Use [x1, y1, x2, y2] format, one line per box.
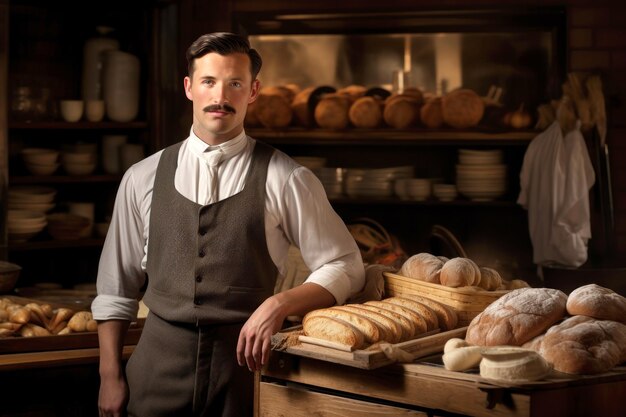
[568, 4, 626, 256]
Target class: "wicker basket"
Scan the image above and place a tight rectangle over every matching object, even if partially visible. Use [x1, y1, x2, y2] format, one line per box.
[0, 261, 22, 294]
[383, 271, 509, 326]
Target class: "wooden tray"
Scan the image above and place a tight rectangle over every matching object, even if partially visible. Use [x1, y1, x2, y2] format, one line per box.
[0, 295, 143, 354]
[383, 272, 509, 325]
[272, 326, 467, 370]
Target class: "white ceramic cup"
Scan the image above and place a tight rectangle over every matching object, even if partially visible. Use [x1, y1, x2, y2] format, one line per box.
[85, 100, 105, 122]
[60, 100, 84, 122]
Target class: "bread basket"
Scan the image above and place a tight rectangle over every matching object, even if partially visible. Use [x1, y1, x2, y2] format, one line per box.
[0, 261, 22, 293]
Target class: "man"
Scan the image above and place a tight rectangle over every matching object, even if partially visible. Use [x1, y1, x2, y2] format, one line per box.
[93, 32, 364, 417]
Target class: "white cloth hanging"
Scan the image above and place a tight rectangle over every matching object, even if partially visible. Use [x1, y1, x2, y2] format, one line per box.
[518, 120, 595, 267]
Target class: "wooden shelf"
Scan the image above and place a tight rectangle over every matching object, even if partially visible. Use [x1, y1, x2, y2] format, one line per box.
[8, 237, 105, 252]
[8, 121, 149, 130]
[10, 174, 123, 184]
[329, 197, 520, 207]
[248, 127, 537, 146]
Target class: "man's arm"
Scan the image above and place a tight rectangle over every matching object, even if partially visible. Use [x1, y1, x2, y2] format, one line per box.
[236, 282, 334, 371]
[97, 319, 131, 417]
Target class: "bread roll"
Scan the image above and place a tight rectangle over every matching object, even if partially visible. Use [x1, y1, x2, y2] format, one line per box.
[383, 95, 420, 128]
[441, 89, 485, 129]
[302, 315, 365, 349]
[443, 346, 483, 371]
[444, 337, 469, 354]
[255, 93, 293, 128]
[566, 284, 626, 324]
[303, 307, 381, 344]
[291, 86, 315, 127]
[420, 97, 444, 128]
[314, 94, 350, 129]
[523, 315, 626, 375]
[337, 85, 367, 101]
[440, 258, 475, 287]
[478, 267, 503, 291]
[465, 258, 481, 286]
[382, 297, 439, 331]
[399, 253, 443, 284]
[349, 96, 383, 128]
[506, 279, 531, 290]
[335, 305, 402, 343]
[465, 288, 567, 346]
[365, 300, 428, 335]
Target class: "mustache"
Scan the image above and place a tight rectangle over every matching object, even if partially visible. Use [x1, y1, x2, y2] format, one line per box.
[203, 104, 237, 114]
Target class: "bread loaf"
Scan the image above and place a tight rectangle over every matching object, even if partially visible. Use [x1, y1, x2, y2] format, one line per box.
[466, 258, 481, 286]
[420, 97, 444, 128]
[383, 95, 420, 128]
[356, 304, 415, 341]
[441, 89, 485, 129]
[399, 253, 443, 284]
[382, 297, 439, 331]
[389, 295, 458, 331]
[465, 287, 567, 346]
[335, 305, 402, 343]
[478, 267, 502, 291]
[291, 86, 315, 126]
[314, 94, 350, 129]
[365, 300, 428, 335]
[566, 284, 626, 324]
[523, 315, 626, 375]
[303, 307, 381, 344]
[302, 315, 365, 349]
[440, 257, 475, 287]
[349, 96, 383, 128]
[255, 93, 293, 128]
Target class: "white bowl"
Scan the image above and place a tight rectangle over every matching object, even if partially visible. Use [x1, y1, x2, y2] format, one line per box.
[63, 161, 97, 176]
[25, 161, 60, 176]
[21, 148, 60, 165]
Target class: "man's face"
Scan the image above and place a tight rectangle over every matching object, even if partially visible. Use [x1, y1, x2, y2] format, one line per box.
[184, 52, 260, 144]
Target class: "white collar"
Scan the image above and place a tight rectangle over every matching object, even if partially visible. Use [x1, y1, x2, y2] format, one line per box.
[188, 128, 248, 166]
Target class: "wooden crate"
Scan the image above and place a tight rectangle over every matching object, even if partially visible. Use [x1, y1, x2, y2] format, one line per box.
[383, 272, 509, 326]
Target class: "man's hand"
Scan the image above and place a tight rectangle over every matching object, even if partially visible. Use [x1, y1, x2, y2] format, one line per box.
[99, 372, 129, 417]
[236, 283, 335, 372]
[97, 319, 131, 417]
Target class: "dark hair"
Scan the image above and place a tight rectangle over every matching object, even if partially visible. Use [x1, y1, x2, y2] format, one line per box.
[186, 32, 262, 80]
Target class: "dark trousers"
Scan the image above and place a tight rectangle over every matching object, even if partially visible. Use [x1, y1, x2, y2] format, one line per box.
[126, 312, 253, 417]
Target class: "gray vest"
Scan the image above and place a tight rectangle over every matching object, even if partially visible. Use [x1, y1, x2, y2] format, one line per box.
[143, 140, 278, 325]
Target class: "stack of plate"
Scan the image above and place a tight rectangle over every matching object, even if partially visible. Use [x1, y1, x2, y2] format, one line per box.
[345, 166, 413, 199]
[8, 186, 57, 213]
[7, 210, 48, 243]
[433, 184, 458, 202]
[317, 167, 347, 198]
[456, 149, 507, 201]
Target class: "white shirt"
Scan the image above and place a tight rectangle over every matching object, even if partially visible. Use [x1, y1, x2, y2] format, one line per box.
[92, 129, 365, 321]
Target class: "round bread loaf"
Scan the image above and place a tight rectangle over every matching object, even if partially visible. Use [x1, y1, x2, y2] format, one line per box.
[314, 94, 350, 129]
[440, 258, 475, 287]
[478, 267, 503, 291]
[337, 85, 367, 101]
[399, 253, 443, 284]
[291, 86, 315, 126]
[566, 284, 626, 324]
[262, 85, 297, 103]
[466, 258, 481, 286]
[523, 315, 626, 375]
[465, 287, 567, 346]
[349, 96, 383, 128]
[420, 97, 444, 128]
[441, 89, 485, 129]
[255, 93, 293, 128]
[383, 96, 420, 128]
[401, 87, 424, 104]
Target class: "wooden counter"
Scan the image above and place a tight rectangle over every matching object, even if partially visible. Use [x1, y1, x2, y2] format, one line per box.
[257, 350, 626, 417]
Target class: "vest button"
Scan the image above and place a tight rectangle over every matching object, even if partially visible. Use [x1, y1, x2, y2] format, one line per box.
[198, 251, 205, 258]
[195, 275, 202, 283]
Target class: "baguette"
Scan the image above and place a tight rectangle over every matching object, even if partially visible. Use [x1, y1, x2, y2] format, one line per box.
[365, 301, 428, 336]
[335, 305, 402, 343]
[302, 315, 365, 349]
[355, 304, 415, 341]
[390, 296, 458, 331]
[303, 307, 381, 344]
[383, 297, 439, 331]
